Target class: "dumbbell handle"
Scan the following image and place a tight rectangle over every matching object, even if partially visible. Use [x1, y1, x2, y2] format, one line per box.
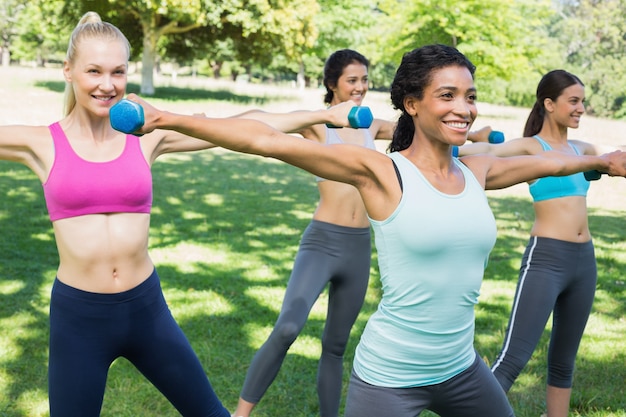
[584, 170, 603, 181]
[452, 130, 504, 157]
[110, 99, 145, 134]
[326, 106, 373, 129]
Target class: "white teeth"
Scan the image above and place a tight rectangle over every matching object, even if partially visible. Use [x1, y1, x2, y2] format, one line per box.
[447, 122, 467, 128]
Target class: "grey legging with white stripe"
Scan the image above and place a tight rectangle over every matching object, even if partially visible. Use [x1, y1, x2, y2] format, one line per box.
[491, 236, 596, 390]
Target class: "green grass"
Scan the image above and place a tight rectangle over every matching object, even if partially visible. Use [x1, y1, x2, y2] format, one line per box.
[0, 77, 625, 416]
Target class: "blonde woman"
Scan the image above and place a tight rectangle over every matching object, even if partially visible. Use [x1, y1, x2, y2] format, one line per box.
[0, 12, 229, 417]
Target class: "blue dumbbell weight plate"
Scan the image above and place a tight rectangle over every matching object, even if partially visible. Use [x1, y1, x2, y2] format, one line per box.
[488, 131, 505, 143]
[348, 106, 373, 129]
[110, 99, 144, 134]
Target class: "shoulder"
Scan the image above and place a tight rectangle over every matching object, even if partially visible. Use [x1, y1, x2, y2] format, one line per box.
[500, 136, 544, 155]
[568, 139, 596, 155]
[370, 118, 395, 140]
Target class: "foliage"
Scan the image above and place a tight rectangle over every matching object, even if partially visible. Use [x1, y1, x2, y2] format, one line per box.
[371, 0, 557, 104]
[9, 0, 69, 65]
[0, 0, 28, 64]
[551, 0, 626, 118]
[296, 0, 379, 85]
[5, 0, 626, 118]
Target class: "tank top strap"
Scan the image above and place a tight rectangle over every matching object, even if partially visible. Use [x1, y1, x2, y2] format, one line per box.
[532, 135, 551, 151]
[48, 122, 75, 157]
[533, 134, 581, 155]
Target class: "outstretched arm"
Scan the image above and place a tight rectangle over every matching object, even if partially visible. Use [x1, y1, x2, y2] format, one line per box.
[461, 150, 626, 190]
[231, 101, 358, 134]
[125, 93, 402, 220]
[457, 136, 534, 157]
[467, 126, 493, 143]
[130, 94, 371, 185]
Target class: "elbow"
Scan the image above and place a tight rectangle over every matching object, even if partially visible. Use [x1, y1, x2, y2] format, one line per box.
[246, 129, 283, 157]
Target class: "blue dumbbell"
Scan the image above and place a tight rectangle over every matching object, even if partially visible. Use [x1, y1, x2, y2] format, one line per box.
[488, 130, 505, 144]
[584, 170, 603, 181]
[110, 99, 144, 134]
[451, 130, 505, 157]
[326, 106, 373, 129]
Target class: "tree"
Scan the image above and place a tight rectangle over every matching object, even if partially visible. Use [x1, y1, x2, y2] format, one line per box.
[228, 0, 319, 87]
[61, 0, 212, 95]
[369, 0, 556, 103]
[115, 1, 209, 95]
[161, 0, 319, 86]
[10, 0, 69, 66]
[300, 0, 378, 86]
[551, 0, 626, 118]
[0, 0, 28, 66]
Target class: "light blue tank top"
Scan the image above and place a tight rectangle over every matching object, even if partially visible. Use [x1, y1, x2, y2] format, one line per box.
[528, 135, 589, 202]
[353, 152, 497, 387]
[315, 126, 375, 182]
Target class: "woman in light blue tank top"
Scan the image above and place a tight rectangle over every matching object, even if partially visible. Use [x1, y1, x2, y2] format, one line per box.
[458, 70, 624, 417]
[126, 45, 626, 417]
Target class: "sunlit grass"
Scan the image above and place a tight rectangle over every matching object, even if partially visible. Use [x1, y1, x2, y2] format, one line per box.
[0, 76, 624, 416]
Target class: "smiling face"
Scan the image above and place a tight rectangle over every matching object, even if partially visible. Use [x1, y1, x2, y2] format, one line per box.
[330, 62, 369, 106]
[547, 83, 585, 129]
[63, 37, 128, 118]
[404, 65, 477, 147]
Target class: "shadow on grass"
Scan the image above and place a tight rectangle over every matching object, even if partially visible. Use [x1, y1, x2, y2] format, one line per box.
[1, 152, 624, 416]
[0, 164, 56, 416]
[33, 81, 298, 106]
[475, 195, 626, 417]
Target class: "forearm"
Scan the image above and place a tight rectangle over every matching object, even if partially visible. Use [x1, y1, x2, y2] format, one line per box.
[156, 111, 280, 157]
[554, 152, 609, 175]
[235, 109, 331, 133]
[482, 151, 622, 190]
[457, 142, 494, 156]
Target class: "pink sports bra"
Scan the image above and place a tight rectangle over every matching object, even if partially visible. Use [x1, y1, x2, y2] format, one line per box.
[43, 122, 152, 221]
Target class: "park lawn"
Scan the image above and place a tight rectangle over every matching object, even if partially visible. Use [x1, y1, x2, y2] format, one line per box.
[0, 73, 624, 417]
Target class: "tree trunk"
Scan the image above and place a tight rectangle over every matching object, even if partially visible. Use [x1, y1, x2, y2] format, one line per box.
[140, 32, 156, 95]
[212, 60, 223, 78]
[1, 47, 10, 67]
[297, 60, 305, 90]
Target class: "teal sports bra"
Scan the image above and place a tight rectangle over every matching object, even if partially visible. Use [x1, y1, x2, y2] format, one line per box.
[528, 135, 589, 202]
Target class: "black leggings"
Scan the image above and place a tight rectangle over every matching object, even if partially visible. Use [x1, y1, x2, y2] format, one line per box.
[240, 220, 371, 417]
[344, 352, 514, 417]
[491, 236, 596, 390]
[48, 269, 230, 417]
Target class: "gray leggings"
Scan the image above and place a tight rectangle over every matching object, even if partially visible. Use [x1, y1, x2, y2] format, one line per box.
[240, 220, 371, 417]
[491, 236, 596, 390]
[345, 353, 514, 417]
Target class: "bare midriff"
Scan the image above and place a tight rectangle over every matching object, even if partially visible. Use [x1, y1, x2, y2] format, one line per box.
[313, 180, 370, 228]
[531, 196, 591, 242]
[52, 212, 154, 293]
